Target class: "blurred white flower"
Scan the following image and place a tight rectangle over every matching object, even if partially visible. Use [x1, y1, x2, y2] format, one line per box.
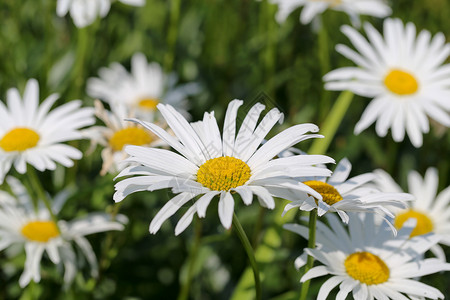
[324, 18, 450, 147]
[271, 0, 391, 26]
[283, 158, 412, 230]
[0, 79, 94, 184]
[114, 100, 334, 235]
[83, 100, 165, 175]
[56, 0, 145, 28]
[285, 213, 450, 300]
[0, 177, 127, 287]
[374, 167, 450, 261]
[87, 52, 199, 122]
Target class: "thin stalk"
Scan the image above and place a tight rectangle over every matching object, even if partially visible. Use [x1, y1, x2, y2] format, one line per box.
[164, 0, 181, 72]
[309, 90, 354, 155]
[233, 213, 261, 300]
[177, 217, 203, 300]
[299, 209, 317, 300]
[26, 167, 59, 229]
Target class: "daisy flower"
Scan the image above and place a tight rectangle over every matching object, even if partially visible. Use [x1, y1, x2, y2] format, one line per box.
[374, 167, 450, 261]
[271, 0, 391, 26]
[0, 79, 94, 184]
[114, 100, 335, 235]
[56, 0, 145, 28]
[87, 52, 199, 121]
[324, 18, 450, 147]
[283, 158, 412, 227]
[83, 100, 165, 175]
[285, 213, 450, 299]
[0, 176, 127, 287]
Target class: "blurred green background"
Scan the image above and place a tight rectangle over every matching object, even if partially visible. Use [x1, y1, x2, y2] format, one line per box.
[0, 0, 449, 299]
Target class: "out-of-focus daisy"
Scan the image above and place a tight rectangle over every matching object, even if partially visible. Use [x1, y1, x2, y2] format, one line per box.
[56, 0, 145, 28]
[324, 18, 450, 147]
[0, 176, 127, 287]
[285, 213, 450, 300]
[283, 158, 412, 227]
[87, 52, 199, 121]
[0, 79, 94, 184]
[374, 167, 450, 261]
[83, 100, 165, 175]
[270, 0, 391, 26]
[114, 100, 335, 235]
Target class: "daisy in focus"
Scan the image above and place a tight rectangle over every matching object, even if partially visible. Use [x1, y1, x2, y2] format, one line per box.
[114, 100, 335, 235]
[285, 213, 450, 299]
[56, 0, 145, 28]
[270, 0, 391, 26]
[283, 158, 412, 227]
[324, 18, 450, 147]
[0, 79, 94, 184]
[83, 100, 165, 175]
[0, 176, 127, 287]
[374, 167, 450, 260]
[87, 52, 199, 121]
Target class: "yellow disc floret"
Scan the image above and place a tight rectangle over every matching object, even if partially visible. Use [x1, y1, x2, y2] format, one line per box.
[394, 209, 434, 237]
[344, 251, 390, 285]
[109, 127, 152, 152]
[303, 180, 343, 205]
[21, 221, 59, 243]
[197, 156, 251, 191]
[138, 98, 159, 110]
[0, 127, 40, 152]
[384, 69, 419, 95]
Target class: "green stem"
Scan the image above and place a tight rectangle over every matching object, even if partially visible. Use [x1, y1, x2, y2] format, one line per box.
[233, 213, 261, 300]
[164, 0, 181, 72]
[309, 90, 354, 155]
[299, 209, 317, 300]
[26, 167, 59, 228]
[177, 217, 203, 300]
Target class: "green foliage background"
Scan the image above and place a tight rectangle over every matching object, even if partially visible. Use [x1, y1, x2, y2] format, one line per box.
[0, 0, 449, 299]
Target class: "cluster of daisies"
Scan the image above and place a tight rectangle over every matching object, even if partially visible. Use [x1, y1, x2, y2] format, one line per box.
[0, 0, 449, 299]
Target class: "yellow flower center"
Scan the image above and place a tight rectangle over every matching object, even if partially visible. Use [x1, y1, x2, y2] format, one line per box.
[0, 127, 40, 152]
[384, 69, 419, 95]
[138, 98, 159, 110]
[344, 251, 390, 285]
[197, 156, 251, 191]
[21, 221, 59, 243]
[109, 127, 152, 152]
[394, 209, 434, 237]
[303, 180, 343, 205]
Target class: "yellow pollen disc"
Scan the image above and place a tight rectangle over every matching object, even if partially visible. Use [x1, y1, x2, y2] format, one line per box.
[345, 251, 390, 285]
[303, 180, 343, 205]
[394, 209, 434, 237]
[0, 127, 40, 152]
[21, 221, 59, 243]
[109, 127, 152, 151]
[384, 69, 419, 95]
[138, 98, 159, 110]
[197, 156, 251, 191]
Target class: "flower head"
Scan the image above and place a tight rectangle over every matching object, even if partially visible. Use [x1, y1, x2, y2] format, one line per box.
[56, 0, 145, 28]
[82, 100, 164, 175]
[283, 158, 412, 229]
[0, 177, 127, 287]
[0, 79, 94, 183]
[271, 0, 391, 26]
[285, 213, 450, 299]
[324, 18, 450, 147]
[87, 52, 199, 122]
[114, 100, 334, 235]
[374, 167, 450, 261]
